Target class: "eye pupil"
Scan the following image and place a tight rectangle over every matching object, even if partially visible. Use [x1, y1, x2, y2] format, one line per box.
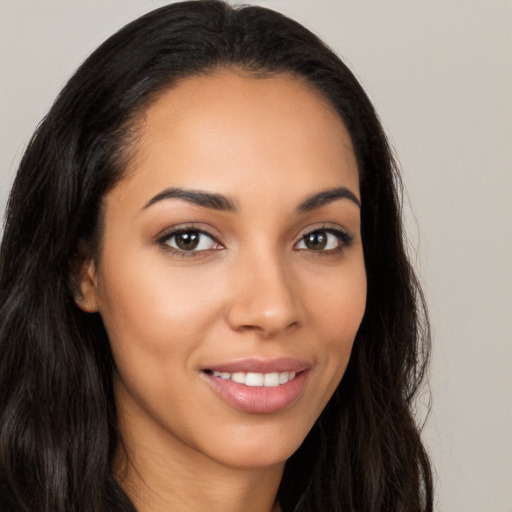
[175, 232, 199, 250]
[305, 232, 327, 250]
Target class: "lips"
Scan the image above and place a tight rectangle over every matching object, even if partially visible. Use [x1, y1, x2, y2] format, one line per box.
[201, 358, 311, 413]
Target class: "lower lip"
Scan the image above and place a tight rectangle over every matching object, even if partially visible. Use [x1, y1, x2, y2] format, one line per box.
[202, 371, 309, 414]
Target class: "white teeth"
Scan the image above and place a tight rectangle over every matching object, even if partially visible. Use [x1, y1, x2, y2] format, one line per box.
[246, 372, 264, 386]
[278, 371, 289, 384]
[231, 372, 246, 384]
[263, 372, 280, 387]
[209, 370, 297, 387]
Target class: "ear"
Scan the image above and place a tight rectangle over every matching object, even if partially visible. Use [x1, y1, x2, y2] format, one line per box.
[74, 259, 101, 313]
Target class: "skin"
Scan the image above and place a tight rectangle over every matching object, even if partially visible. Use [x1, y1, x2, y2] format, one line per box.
[78, 70, 367, 512]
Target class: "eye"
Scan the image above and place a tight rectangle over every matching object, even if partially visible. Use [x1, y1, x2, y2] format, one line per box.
[159, 228, 222, 254]
[295, 228, 353, 252]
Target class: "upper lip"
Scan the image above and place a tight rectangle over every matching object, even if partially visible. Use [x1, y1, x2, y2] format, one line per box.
[204, 357, 312, 374]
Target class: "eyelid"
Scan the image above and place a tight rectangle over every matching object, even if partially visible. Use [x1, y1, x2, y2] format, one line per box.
[155, 224, 224, 256]
[155, 223, 222, 242]
[294, 224, 354, 251]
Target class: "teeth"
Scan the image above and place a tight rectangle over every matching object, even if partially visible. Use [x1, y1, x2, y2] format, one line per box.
[209, 370, 297, 387]
[246, 372, 264, 386]
[231, 372, 246, 384]
[263, 372, 280, 387]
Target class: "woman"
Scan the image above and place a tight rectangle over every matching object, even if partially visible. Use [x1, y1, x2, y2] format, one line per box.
[0, 1, 433, 511]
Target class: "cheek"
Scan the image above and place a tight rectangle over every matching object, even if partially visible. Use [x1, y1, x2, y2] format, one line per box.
[298, 256, 366, 406]
[96, 255, 229, 430]
[95, 245, 229, 383]
[305, 256, 367, 342]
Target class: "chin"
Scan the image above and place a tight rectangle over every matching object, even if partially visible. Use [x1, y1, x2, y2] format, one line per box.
[196, 419, 313, 471]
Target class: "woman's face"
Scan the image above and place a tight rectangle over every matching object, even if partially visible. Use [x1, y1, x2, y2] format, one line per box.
[78, 71, 366, 471]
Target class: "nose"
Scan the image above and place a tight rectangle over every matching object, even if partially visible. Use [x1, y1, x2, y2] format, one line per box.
[225, 249, 301, 338]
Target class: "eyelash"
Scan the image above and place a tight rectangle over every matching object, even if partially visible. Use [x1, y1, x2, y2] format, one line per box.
[156, 225, 354, 257]
[295, 226, 354, 255]
[157, 225, 223, 258]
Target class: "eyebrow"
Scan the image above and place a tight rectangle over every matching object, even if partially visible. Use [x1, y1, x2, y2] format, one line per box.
[142, 185, 360, 213]
[143, 188, 237, 212]
[297, 186, 360, 212]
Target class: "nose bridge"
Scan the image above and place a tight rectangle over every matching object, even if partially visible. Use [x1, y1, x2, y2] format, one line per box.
[226, 240, 300, 336]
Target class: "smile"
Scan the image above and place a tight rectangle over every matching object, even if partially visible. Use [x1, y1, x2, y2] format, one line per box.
[207, 370, 296, 387]
[201, 359, 311, 413]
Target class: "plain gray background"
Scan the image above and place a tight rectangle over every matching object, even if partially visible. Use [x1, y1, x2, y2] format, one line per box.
[1, 1, 511, 511]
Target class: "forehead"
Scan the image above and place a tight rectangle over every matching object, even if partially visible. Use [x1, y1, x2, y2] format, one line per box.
[115, 70, 359, 208]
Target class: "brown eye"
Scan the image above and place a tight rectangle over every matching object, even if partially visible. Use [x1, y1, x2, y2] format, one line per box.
[174, 232, 200, 250]
[295, 228, 352, 252]
[162, 230, 219, 252]
[303, 232, 328, 250]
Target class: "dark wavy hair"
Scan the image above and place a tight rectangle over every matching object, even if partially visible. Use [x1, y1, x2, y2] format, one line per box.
[0, 1, 433, 511]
